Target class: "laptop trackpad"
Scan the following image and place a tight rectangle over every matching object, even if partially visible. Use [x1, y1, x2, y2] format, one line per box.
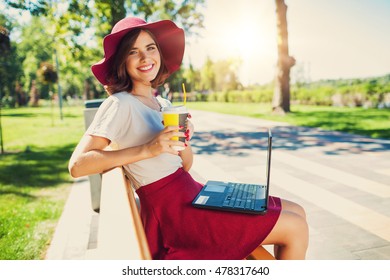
[204, 184, 226, 193]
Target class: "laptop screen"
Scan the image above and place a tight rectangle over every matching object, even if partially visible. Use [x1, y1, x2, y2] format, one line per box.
[265, 129, 272, 207]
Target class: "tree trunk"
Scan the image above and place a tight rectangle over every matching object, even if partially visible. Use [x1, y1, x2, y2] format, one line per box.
[111, 0, 126, 27]
[273, 0, 295, 114]
[29, 80, 40, 107]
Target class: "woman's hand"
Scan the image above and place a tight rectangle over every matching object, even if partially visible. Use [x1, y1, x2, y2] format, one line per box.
[146, 126, 186, 156]
[180, 114, 194, 171]
[186, 114, 194, 142]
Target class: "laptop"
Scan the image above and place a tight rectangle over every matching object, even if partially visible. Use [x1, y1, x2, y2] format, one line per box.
[192, 129, 273, 215]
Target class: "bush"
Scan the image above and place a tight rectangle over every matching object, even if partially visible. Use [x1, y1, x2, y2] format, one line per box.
[1, 95, 16, 108]
[196, 74, 389, 108]
[207, 89, 273, 103]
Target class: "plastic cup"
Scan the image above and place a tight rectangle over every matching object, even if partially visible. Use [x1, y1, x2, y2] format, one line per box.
[162, 106, 188, 151]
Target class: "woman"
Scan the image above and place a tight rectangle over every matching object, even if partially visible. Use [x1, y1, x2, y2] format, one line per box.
[69, 17, 309, 260]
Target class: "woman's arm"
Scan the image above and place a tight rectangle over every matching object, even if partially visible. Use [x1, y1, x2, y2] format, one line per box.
[68, 134, 150, 178]
[69, 126, 186, 178]
[179, 142, 193, 172]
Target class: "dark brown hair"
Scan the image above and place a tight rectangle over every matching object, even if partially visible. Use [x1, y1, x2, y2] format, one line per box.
[105, 29, 170, 95]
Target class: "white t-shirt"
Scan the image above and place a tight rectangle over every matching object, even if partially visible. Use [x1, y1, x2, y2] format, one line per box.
[86, 91, 182, 186]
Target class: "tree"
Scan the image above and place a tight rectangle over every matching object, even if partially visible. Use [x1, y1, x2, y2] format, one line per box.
[182, 62, 201, 92]
[0, 15, 23, 106]
[5, 0, 205, 100]
[38, 62, 58, 99]
[92, 0, 205, 48]
[212, 58, 241, 91]
[18, 17, 54, 99]
[94, 0, 126, 37]
[0, 24, 11, 154]
[4, 1, 99, 102]
[5, 0, 49, 16]
[0, 25, 11, 92]
[273, 0, 295, 114]
[200, 57, 215, 91]
[197, 57, 242, 92]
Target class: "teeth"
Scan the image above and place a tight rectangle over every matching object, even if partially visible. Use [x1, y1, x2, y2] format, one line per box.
[140, 65, 153, 71]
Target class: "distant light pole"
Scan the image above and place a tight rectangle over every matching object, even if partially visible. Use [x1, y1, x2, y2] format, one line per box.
[54, 49, 63, 120]
[0, 26, 11, 154]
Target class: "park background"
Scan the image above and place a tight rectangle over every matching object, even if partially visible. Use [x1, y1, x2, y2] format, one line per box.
[0, 0, 389, 260]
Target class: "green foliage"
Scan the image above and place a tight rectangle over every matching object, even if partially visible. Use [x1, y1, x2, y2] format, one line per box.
[185, 57, 242, 93]
[182, 63, 201, 93]
[16, 17, 56, 99]
[206, 84, 274, 103]
[0, 26, 11, 52]
[0, 15, 24, 106]
[2, 0, 205, 105]
[5, 0, 49, 16]
[290, 75, 390, 107]
[38, 62, 58, 84]
[200, 57, 215, 91]
[183, 68, 389, 109]
[129, 0, 205, 35]
[291, 85, 334, 106]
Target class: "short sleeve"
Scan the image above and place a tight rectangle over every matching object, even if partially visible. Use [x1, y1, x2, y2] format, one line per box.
[86, 95, 130, 143]
[156, 96, 172, 108]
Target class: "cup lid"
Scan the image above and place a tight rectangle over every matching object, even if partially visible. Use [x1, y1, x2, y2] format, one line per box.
[162, 105, 187, 112]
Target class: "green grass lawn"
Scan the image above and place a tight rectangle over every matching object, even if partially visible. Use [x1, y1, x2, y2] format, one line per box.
[186, 102, 390, 139]
[0, 105, 85, 259]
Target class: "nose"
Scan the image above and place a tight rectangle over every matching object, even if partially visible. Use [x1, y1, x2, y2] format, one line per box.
[139, 50, 147, 60]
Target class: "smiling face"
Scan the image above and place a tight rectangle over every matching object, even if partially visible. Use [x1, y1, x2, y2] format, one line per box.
[125, 30, 161, 87]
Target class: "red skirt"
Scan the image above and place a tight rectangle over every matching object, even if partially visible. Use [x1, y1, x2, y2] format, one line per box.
[136, 168, 281, 260]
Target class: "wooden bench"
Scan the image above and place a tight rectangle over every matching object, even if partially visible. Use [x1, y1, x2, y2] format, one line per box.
[93, 167, 275, 260]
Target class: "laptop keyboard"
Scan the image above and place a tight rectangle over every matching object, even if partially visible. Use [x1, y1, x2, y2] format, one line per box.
[222, 183, 265, 210]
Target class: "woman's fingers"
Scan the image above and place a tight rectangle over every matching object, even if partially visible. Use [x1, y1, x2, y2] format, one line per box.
[162, 126, 186, 139]
[147, 126, 186, 156]
[163, 125, 182, 132]
[167, 139, 186, 148]
[186, 120, 194, 140]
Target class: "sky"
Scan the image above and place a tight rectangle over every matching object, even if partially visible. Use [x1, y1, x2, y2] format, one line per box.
[184, 0, 390, 85]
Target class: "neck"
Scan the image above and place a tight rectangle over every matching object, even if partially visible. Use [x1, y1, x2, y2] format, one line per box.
[130, 83, 161, 112]
[131, 82, 153, 97]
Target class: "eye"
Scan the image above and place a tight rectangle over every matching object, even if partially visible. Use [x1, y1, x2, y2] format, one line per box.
[147, 46, 156, 51]
[129, 50, 138, 55]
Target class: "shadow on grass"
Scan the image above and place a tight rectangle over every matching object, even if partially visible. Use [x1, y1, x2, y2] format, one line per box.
[0, 190, 36, 198]
[1, 113, 36, 118]
[191, 126, 390, 157]
[0, 143, 75, 190]
[2, 108, 83, 119]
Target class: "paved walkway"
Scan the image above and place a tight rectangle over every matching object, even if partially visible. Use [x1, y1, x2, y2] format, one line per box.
[46, 109, 390, 260]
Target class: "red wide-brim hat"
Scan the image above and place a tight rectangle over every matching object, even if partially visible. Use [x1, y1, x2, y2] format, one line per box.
[91, 17, 185, 85]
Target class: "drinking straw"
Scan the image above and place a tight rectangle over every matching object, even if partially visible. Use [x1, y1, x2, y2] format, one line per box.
[182, 83, 187, 106]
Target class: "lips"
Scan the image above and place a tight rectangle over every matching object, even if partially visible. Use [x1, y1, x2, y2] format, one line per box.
[138, 64, 154, 72]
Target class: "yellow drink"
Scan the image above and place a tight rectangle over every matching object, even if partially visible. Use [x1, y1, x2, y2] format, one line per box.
[162, 106, 188, 150]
